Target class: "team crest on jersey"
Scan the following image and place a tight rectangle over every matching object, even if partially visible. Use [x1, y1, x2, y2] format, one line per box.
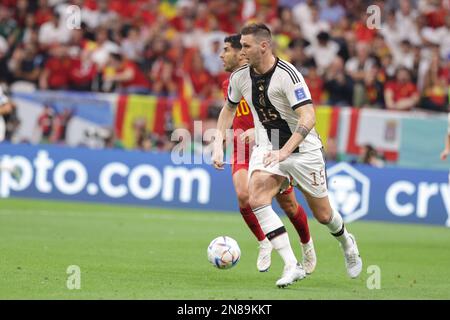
[294, 87, 306, 101]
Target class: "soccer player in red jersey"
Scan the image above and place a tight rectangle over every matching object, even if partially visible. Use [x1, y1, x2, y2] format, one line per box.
[219, 34, 316, 273]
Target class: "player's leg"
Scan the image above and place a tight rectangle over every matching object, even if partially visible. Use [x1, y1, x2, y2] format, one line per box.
[248, 170, 305, 287]
[275, 188, 316, 274]
[304, 194, 362, 278]
[282, 148, 362, 278]
[232, 167, 272, 272]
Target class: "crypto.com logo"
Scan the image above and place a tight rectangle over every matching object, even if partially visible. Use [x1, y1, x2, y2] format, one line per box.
[327, 162, 370, 223]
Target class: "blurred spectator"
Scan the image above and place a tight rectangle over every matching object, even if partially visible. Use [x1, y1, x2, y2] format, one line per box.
[396, 0, 422, 46]
[345, 42, 375, 83]
[357, 144, 385, 168]
[39, 45, 73, 90]
[324, 56, 354, 106]
[300, 5, 331, 44]
[0, 4, 20, 46]
[384, 67, 420, 111]
[8, 44, 44, 86]
[38, 10, 70, 48]
[418, 49, 449, 112]
[51, 107, 74, 144]
[35, 0, 53, 26]
[203, 39, 224, 76]
[287, 38, 310, 74]
[304, 31, 339, 75]
[82, 0, 118, 29]
[187, 51, 214, 98]
[319, 0, 346, 25]
[37, 104, 55, 143]
[104, 53, 150, 94]
[304, 61, 324, 105]
[421, 14, 450, 60]
[121, 26, 145, 62]
[393, 40, 416, 71]
[90, 27, 121, 70]
[353, 65, 385, 109]
[149, 58, 180, 97]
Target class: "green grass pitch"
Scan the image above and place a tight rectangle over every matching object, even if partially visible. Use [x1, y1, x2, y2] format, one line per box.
[1, 198, 450, 299]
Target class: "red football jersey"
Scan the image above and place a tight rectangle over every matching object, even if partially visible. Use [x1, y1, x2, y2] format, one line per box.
[222, 79, 254, 132]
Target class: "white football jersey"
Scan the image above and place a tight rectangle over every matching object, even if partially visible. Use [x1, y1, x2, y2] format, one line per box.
[227, 58, 322, 153]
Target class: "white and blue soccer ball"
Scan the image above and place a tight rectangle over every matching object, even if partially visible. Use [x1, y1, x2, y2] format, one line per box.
[207, 236, 241, 269]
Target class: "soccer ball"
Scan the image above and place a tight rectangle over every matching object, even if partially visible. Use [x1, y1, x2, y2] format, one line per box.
[207, 236, 241, 269]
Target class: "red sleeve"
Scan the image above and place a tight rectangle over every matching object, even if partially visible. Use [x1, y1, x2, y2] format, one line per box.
[222, 79, 229, 101]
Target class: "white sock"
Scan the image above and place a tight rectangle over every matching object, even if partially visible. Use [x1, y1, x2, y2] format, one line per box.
[270, 233, 297, 266]
[259, 238, 271, 247]
[325, 210, 352, 251]
[253, 205, 297, 266]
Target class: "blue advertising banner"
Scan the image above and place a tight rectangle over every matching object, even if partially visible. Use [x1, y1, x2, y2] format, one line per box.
[1, 144, 449, 227]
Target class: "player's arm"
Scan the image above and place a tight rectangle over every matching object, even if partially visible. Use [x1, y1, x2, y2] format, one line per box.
[280, 104, 315, 156]
[441, 114, 450, 160]
[263, 104, 315, 168]
[211, 100, 238, 170]
[212, 76, 241, 170]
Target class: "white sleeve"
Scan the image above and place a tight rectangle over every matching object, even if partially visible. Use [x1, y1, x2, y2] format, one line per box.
[226, 72, 242, 105]
[281, 65, 313, 110]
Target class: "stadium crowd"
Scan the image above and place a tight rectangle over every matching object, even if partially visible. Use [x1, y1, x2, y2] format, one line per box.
[0, 0, 449, 153]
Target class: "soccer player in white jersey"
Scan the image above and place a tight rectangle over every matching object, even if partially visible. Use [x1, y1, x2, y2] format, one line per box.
[212, 23, 362, 288]
[0, 87, 22, 182]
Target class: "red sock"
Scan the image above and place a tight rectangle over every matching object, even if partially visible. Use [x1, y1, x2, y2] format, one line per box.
[288, 204, 311, 244]
[240, 206, 266, 241]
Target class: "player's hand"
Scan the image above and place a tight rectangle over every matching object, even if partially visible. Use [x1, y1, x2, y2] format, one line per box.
[240, 128, 255, 143]
[263, 150, 289, 167]
[212, 147, 225, 170]
[441, 149, 449, 161]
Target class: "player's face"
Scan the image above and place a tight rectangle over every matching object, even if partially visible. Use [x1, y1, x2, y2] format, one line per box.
[240, 34, 261, 68]
[220, 42, 240, 72]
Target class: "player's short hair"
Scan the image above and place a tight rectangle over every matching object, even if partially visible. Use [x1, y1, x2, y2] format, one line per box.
[240, 23, 272, 42]
[224, 34, 242, 50]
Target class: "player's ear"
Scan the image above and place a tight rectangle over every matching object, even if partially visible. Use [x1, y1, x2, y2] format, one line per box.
[260, 40, 268, 53]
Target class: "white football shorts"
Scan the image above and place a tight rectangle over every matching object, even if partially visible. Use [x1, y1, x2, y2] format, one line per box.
[249, 145, 328, 198]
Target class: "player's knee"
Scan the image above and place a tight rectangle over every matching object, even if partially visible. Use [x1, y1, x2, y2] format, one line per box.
[249, 193, 270, 209]
[236, 189, 250, 208]
[314, 208, 333, 224]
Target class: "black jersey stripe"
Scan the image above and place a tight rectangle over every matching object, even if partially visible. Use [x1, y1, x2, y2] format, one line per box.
[278, 60, 301, 83]
[292, 99, 313, 110]
[278, 60, 301, 82]
[277, 64, 299, 84]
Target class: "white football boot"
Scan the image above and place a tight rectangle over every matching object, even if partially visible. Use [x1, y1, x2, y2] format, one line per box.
[301, 238, 317, 275]
[342, 234, 362, 278]
[257, 238, 272, 272]
[276, 263, 306, 288]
